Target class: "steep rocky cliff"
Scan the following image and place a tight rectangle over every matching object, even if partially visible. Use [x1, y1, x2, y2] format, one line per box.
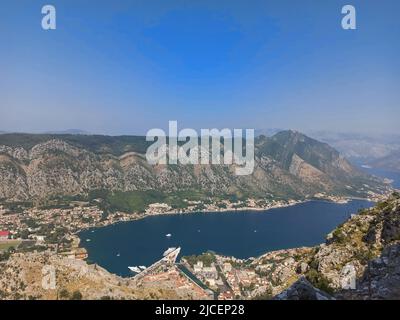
[272, 193, 400, 300]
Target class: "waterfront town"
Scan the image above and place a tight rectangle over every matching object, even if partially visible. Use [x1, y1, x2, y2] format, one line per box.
[0, 193, 361, 256]
[0, 191, 391, 300]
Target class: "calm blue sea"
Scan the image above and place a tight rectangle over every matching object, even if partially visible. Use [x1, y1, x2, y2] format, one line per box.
[79, 200, 372, 277]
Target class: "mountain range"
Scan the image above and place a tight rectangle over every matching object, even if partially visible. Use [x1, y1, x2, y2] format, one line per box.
[0, 130, 389, 202]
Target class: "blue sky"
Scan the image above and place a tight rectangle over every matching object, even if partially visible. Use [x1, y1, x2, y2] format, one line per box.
[0, 0, 399, 135]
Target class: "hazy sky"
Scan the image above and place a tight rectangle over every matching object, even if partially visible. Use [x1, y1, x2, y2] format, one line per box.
[1, 0, 399, 135]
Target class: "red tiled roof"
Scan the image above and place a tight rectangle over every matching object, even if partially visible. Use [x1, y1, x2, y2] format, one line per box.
[0, 231, 10, 237]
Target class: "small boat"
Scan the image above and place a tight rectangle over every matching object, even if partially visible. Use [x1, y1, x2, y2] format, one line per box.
[86, 239, 91, 242]
[128, 266, 141, 273]
[117, 253, 120, 257]
[139, 266, 146, 270]
[166, 233, 172, 237]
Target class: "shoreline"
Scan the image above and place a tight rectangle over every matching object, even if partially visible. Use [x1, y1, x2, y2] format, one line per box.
[76, 197, 377, 280]
[76, 196, 375, 237]
[74, 198, 315, 235]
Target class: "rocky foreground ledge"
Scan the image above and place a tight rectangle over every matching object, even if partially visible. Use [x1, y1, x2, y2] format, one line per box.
[276, 192, 400, 300]
[0, 193, 399, 300]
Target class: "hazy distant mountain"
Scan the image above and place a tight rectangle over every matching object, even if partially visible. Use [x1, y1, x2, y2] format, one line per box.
[0, 131, 389, 201]
[0, 129, 91, 136]
[368, 150, 400, 173]
[43, 129, 91, 135]
[306, 130, 400, 164]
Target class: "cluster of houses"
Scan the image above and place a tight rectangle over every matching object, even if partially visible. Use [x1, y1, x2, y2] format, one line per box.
[185, 253, 274, 300]
[193, 261, 224, 288]
[145, 203, 173, 215]
[142, 198, 304, 217]
[0, 204, 132, 259]
[218, 256, 275, 299]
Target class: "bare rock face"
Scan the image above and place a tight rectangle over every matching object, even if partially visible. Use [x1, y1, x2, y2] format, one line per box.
[274, 277, 334, 300]
[0, 131, 388, 201]
[265, 194, 400, 300]
[355, 243, 400, 299]
[0, 155, 29, 199]
[0, 145, 28, 161]
[307, 195, 400, 299]
[381, 213, 400, 243]
[289, 153, 333, 190]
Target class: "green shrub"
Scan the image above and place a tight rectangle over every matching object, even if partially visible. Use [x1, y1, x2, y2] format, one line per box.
[306, 269, 334, 295]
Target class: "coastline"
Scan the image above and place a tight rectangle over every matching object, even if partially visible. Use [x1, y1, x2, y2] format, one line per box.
[74, 198, 309, 235]
[75, 196, 376, 237]
[77, 197, 378, 280]
[1, 194, 377, 268]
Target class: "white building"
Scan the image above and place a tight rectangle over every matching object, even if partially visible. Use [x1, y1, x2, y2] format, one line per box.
[223, 262, 232, 272]
[194, 261, 204, 272]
